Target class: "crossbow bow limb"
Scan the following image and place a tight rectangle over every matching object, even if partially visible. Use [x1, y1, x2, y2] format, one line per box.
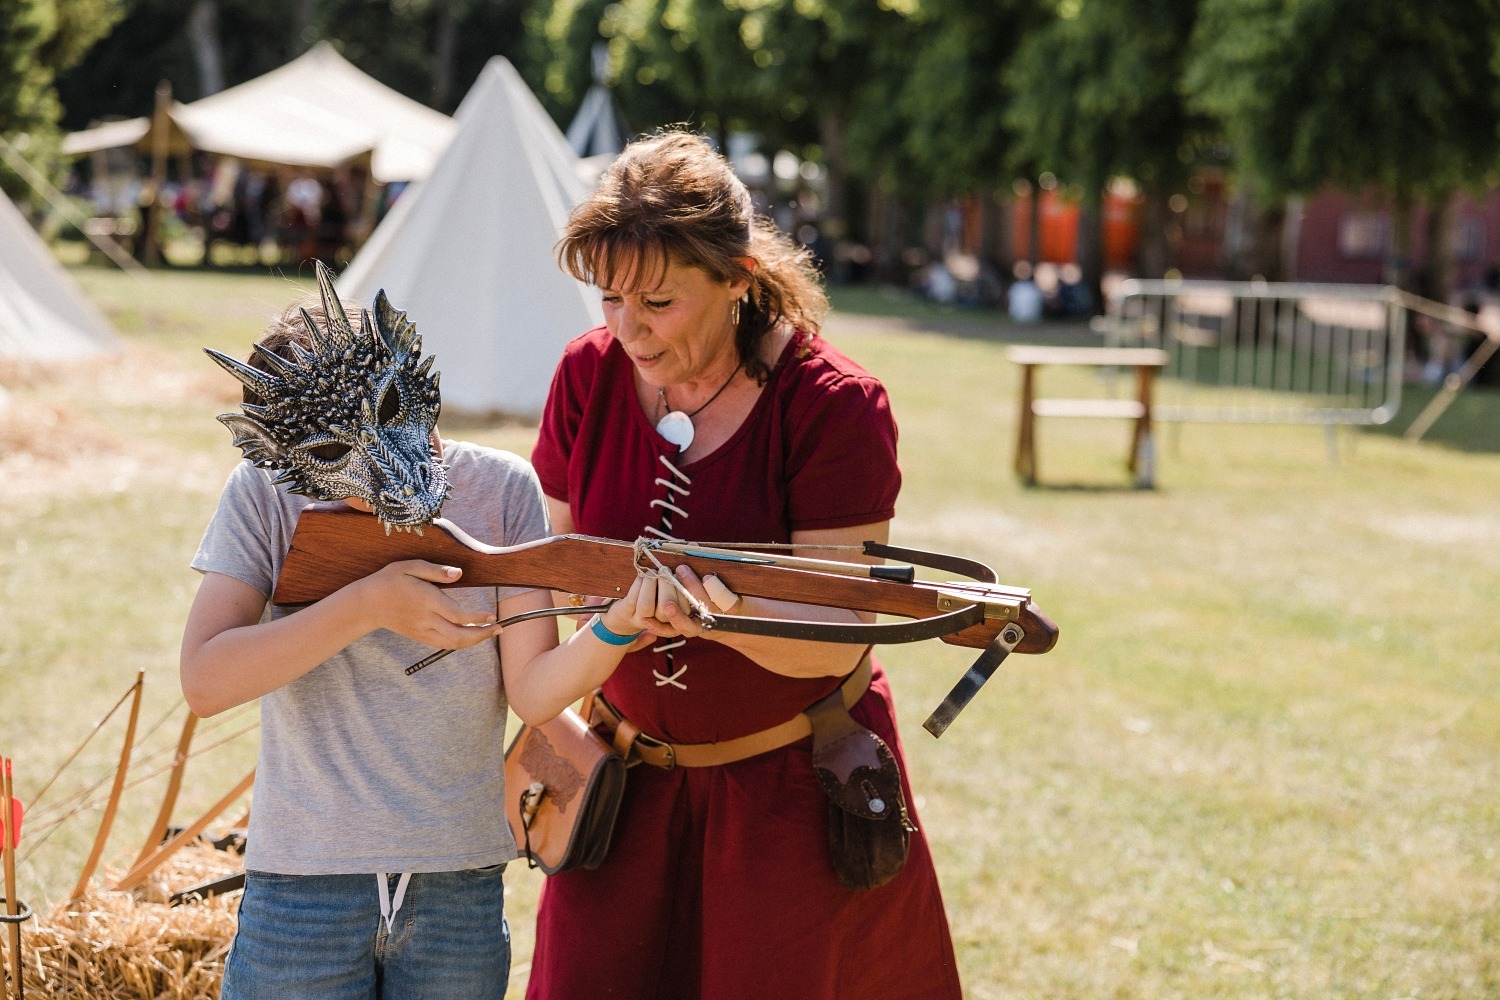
[272, 504, 1060, 736]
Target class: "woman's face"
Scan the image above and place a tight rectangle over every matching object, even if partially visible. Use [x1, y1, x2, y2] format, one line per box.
[600, 257, 751, 388]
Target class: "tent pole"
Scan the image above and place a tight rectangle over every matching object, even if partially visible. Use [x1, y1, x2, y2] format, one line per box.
[143, 80, 173, 267]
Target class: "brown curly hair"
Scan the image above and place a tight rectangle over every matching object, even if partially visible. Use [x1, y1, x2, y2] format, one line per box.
[556, 130, 827, 384]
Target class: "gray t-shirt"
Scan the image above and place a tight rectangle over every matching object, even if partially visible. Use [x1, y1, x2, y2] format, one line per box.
[191, 440, 549, 874]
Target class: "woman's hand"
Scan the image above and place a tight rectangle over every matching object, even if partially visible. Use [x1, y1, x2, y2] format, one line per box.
[634, 565, 739, 639]
[348, 559, 501, 650]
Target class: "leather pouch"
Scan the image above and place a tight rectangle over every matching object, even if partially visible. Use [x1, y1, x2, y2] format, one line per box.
[503, 702, 626, 876]
[805, 689, 915, 891]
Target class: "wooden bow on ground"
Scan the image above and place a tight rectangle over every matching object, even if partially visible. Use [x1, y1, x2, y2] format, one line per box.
[272, 505, 1060, 736]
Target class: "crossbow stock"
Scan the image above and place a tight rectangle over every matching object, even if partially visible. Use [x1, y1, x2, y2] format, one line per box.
[273, 505, 1060, 736]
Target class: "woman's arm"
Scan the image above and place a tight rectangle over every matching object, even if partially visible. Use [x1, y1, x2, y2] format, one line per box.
[180, 560, 504, 717]
[545, 496, 881, 679]
[650, 520, 890, 679]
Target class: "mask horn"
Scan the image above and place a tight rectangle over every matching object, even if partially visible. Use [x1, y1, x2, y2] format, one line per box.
[314, 260, 356, 346]
[205, 347, 281, 402]
[373, 289, 419, 357]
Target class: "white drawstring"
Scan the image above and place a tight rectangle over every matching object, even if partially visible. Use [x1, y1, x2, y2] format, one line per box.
[658, 454, 690, 483]
[376, 872, 412, 935]
[650, 497, 689, 519]
[654, 476, 690, 496]
[649, 454, 695, 687]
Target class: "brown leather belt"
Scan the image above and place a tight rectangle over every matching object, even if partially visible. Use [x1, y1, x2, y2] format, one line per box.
[587, 654, 873, 769]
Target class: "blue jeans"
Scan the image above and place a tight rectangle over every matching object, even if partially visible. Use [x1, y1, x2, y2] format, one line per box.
[221, 867, 510, 1000]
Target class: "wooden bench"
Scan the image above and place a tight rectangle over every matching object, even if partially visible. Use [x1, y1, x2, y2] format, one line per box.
[1008, 345, 1169, 488]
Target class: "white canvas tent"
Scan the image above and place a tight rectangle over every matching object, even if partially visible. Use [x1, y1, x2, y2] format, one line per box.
[63, 43, 454, 183]
[566, 43, 627, 183]
[337, 57, 601, 417]
[0, 191, 120, 361]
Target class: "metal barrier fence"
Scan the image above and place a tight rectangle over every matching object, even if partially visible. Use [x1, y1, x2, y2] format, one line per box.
[1101, 279, 1410, 426]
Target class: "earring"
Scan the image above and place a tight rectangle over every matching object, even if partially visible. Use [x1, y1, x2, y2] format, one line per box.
[732, 300, 740, 326]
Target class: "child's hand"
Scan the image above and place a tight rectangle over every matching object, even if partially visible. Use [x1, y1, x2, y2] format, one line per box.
[352, 560, 501, 649]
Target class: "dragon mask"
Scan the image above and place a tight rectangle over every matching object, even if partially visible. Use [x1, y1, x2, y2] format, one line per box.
[206, 261, 448, 532]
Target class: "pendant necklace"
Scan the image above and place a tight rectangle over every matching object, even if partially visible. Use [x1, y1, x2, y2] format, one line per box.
[655, 365, 740, 452]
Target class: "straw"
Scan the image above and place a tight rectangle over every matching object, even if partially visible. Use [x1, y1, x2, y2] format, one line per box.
[18, 842, 242, 999]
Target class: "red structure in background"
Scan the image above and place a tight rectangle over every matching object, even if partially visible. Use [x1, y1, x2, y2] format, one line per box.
[1011, 188, 1141, 269]
[1101, 191, 1140, 270]
[999, 173, 1500, 305]
[1292, 188, 1500, 294]
[1011, 189, 1078, 264]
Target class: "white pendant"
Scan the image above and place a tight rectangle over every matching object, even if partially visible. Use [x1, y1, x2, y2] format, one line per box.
[655, 410, 695, 451]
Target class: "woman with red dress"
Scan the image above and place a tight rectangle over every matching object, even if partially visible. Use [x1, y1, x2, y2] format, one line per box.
[527, 130, 963, 999]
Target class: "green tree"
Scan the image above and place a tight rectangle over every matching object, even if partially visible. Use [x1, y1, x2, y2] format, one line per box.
[861, 0, 1040, 197]
[1, 0, 123, 162]
[1006, 0, 1209, 293]
[532, 0, 927, 263]
[1187, 0, 1500, 292]
[1, 0, 123, 204]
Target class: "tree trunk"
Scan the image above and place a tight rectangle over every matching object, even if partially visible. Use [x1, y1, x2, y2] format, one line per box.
[1221, 178, 1286, 281]
[1415, 188, 1459, 304]
[1385, 190, 1416, 292]
[1027, 184, 1040, 266]
[866, 183, 907, 284]
[817, 109, 848, 243]
[187, 0, 225, 97]
[431, 0, 460, 111]
[986, 190, 1014, 279]
[1076, 183, 1105, 315]
[1135, 182, 1171, 279]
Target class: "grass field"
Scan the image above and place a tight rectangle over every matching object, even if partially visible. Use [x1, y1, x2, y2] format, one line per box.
[2, 264, 1498, 998]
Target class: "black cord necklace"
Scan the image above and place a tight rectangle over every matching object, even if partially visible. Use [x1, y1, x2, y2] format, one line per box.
[655, 365, 740, 452]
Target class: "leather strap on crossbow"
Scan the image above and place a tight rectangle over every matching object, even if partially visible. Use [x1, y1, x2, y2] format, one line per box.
[696, 601, 985, 644]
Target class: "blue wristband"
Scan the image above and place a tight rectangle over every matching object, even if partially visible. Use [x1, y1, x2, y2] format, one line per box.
[590, 614, 642, 646]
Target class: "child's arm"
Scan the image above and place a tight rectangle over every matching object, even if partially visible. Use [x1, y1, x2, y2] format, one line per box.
[497, 574, 661, 726]
[181, 559, 502, 717]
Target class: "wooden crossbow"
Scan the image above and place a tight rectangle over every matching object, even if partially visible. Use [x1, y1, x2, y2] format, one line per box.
[273, 505, 1060, 737]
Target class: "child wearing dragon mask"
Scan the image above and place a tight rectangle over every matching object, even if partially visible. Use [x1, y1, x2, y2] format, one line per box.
[181, 264, 674, 999]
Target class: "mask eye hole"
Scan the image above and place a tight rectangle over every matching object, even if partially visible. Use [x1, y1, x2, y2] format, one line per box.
[378, 383, 401, 424]
[306, 442, 352, 462]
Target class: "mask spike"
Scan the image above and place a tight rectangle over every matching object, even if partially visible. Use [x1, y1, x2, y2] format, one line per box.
[205, 348, 282, 401]
[314, 260, 356, 345]
[251, 343, 297, 376]
[299, 307, 332, 355]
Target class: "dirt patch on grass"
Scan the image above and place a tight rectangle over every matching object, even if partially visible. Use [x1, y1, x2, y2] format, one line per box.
[1373, 512, 1500, 546]
[87, 342, 239, 408]
[0, 397, 118, 456]
[0, 343, 234, 511]
[0, 408, 138, 513]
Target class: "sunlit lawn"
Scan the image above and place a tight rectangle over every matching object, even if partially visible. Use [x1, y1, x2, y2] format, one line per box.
[1, 263, 1497, 997]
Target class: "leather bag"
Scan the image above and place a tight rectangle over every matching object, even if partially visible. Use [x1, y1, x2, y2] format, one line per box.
[805, 688, 916, 891]
[503, 704, 626, 876]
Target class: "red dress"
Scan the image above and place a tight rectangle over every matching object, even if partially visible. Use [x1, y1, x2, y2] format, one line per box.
[528, 326, 962, 1000]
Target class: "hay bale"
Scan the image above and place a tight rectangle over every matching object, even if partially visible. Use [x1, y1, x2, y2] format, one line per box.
[14, 843, 241, 999]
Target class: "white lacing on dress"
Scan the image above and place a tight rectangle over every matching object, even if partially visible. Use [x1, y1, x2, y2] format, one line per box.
[650, 453, 692, 688]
